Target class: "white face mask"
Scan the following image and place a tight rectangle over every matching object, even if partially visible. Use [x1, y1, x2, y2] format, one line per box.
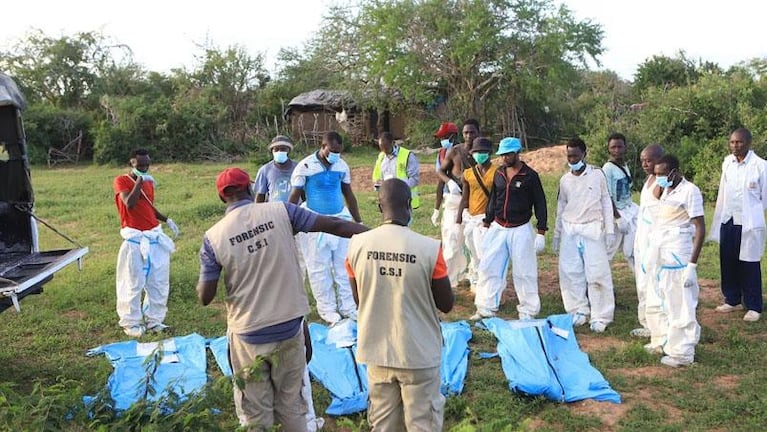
[568, 159, 585, 171]
[327, 152, 341, 164]
[273, 151, 288, 164]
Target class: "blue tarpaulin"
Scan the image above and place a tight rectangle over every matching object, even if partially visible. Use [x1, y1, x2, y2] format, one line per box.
[84, 333, 208, 411]
[302, 320, 472, 415]
[307, 322, 369, 415]
[440, 320, 472, 395]
[207, 336, 231, 376]
[207, 321, 473, 417]
[481, 315, 621, 404]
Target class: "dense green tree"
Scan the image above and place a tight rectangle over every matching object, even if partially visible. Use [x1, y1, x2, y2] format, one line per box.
[311, 0, 603, 142]
[633, 53, 699, 93]
[0, 30, 133, 108]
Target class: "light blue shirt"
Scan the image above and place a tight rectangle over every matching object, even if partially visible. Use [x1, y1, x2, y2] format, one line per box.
[254, 159, 297, 203]
[602, 161, 633, 210]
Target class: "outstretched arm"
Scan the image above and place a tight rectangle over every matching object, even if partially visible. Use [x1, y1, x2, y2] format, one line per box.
[310, 214, 369, 238]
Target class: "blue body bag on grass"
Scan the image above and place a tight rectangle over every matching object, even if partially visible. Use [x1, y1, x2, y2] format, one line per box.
[84, 333, 208, 411]
[481, 314, 621, 403]
[307, 322, 369, 416]
[207, 321, 473, 416]
[306, 320, 472, 415]
[440, 320, 472, 395]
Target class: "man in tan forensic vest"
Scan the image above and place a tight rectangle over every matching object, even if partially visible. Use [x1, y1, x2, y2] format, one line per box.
[346, 178, 454, 431]
[196, 167, 368, 432]
[372, 131, 421, 209]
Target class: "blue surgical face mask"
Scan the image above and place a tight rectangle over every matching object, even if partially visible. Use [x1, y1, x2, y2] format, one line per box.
[656, 175, 672, 188]
[473, 152, 489, 164]
[132, 168, 147, 177]
[568, 159, 585, 171]
[327, 152, 341, 164]
[273, 151, 288, 164]
[440, 139, 453, 149]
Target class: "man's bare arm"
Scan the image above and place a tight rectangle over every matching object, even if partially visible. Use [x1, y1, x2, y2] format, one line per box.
[341, 183, 363, 223]
[310, 215, 369, 238]
[288, 188, 302, 204]
[690, 216, 705, 264]
[196, 279, 218, 306]
[350, 277, 359, 306]
[431, 277, 454, 313]
[119, 176, 144, 208]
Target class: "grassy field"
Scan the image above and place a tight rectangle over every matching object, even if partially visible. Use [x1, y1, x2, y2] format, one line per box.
[1, 146, 766, 431]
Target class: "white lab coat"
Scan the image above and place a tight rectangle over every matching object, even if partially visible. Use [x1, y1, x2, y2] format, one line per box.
[708, 151, 767, 262]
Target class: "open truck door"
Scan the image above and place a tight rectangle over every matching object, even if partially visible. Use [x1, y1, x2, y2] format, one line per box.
[0, 72, 88, 312]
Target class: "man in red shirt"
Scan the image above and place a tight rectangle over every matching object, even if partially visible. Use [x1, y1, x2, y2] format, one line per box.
[113, 149, 179, 338]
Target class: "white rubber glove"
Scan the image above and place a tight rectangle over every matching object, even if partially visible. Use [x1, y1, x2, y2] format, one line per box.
[552, 236, 560, 256]
[683, 262, 698, 288]
[535, 234, 545, 254]
[616, 216, 629, 234]
[605, 233, 615, 249]
[166, 218, 180, 238]
[446, 179, 462, 195]
[141, 174, 156, 184]
[431, 209, 440, 227]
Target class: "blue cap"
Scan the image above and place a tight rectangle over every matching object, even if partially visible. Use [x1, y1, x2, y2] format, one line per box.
[497, 137, 522, 155]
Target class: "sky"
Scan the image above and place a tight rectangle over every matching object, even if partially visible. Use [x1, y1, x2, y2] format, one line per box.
[2, 0, 766, 81]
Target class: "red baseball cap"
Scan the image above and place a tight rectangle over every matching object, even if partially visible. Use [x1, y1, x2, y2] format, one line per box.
[216, 168, 251, 197]
[434, 122, 459, 138]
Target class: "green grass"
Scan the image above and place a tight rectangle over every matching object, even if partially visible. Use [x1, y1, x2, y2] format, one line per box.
[1, 147, 766, 430]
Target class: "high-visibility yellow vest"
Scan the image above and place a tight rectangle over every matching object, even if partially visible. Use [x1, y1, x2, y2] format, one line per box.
[372, 147, 420, 209]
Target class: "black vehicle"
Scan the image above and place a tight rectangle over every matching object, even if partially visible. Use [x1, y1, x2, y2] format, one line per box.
[0, 72, 88, 312]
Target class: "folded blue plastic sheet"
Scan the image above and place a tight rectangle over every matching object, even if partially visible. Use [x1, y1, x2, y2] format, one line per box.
[481, 315, 621, 404]
[207, 336, 231, 377]
[84, 333, 209, 411]
[440, 320, 472, 395]
[304, 320, 472, 415]
[206, 321, 473, 416]
[307, 322, 369, 416]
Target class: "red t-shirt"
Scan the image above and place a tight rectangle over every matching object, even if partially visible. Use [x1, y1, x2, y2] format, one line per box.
[113, 174, 158, 230]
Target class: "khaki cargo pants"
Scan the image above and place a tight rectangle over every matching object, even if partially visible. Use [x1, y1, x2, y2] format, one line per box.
[367, 364, 445, 431]
[229, 327, 308, 432]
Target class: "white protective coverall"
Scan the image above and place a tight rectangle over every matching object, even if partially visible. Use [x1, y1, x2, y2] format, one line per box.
[462, 210, 487, 291]
[116, 225, 175, 329]
[555, 165, 615, 326]
[633, 179, 661, 330]
[607, 202, 639, 271]
[304, 207, 356, 324]
[644, 179, 703, 363]
[441, 193, 468, 286]
[476, 221, 539, 317]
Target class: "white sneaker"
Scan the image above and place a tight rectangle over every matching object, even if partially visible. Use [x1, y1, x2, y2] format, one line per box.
[630, 327, 652, 338]
[660, 355, 692, 368]
[320, 312, 342, 326]
[518, 313, 534, 321]
[644, 344, 663, 355]
[124, 325, 145, 338]
[715, 303, 742, 313]
[147, 323, 171, 334]
[743, 310, 761, 322]
[470, 310, 496, 321]
[590, 321, 607, 333]
[572, 312, 588, 327]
